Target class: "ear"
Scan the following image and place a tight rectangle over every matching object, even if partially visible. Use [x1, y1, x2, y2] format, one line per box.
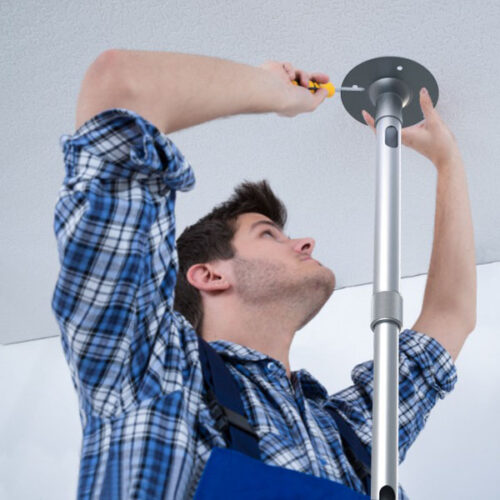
[186, 263, 232, 293]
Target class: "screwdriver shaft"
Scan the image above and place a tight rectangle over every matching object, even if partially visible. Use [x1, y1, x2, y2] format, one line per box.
[337, 86, 365, 92]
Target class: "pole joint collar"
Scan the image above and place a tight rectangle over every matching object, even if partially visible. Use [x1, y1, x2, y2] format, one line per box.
[371, 291, 403, 332]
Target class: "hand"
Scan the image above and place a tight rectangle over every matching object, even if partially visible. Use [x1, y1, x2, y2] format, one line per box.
[361, 88, 461, 168]
[259, 60, 330, 117]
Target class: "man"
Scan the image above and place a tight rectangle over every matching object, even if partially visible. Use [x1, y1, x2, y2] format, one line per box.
[52, 49, 476, 498]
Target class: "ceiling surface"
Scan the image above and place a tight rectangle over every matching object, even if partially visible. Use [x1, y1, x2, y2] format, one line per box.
[1, 0, 499, 344]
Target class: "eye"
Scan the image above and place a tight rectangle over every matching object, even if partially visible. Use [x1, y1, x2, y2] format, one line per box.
[262, 230, 275, 237]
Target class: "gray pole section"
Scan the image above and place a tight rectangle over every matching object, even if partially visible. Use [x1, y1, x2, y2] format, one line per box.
[370, 90, 404, 499]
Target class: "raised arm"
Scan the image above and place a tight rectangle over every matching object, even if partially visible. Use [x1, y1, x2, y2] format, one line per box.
[53, 63, 196, 417]
[92, 49, 330, 134]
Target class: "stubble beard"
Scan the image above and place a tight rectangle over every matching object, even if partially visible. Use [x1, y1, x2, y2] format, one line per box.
[231, 256, 335, 330]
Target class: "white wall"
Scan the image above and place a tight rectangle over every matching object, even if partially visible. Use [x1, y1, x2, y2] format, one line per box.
[1, 262, 498, 499]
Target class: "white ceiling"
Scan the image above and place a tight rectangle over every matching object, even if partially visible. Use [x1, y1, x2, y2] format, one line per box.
[1, 0, 499, 344]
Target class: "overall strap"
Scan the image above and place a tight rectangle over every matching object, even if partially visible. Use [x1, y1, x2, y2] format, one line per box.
[327, 409, 372, 494]
[197, 335, 372, 494]
[197, 336, 261, 459]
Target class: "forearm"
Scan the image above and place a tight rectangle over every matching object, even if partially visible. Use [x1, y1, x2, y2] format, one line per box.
[110, 49, 283, 134]
[421, 152, 477, 326]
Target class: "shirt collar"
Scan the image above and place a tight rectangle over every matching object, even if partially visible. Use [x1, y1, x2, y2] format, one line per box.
[207, 339, 275, 362]
[293, 368, 329, 401]
[207, 339, 329, 402]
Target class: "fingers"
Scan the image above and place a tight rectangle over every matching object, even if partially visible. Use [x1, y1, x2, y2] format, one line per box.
[312, 88, 329, 108]
[282, 62, 296, 81]
[299, 71, 330, 86]
[298, 70, 311, 87]
[283, 62, 330, 87]
[310, 72, 330, 83]
[285, 66, 308, 88]
[361, 110, 376, 133]
[419, 87, 438, 122]
[362, 108, 425, 147]
[280, 62, 331, 113]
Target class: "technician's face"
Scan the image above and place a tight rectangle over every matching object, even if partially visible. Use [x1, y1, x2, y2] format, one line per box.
[228, 212, 336, 326]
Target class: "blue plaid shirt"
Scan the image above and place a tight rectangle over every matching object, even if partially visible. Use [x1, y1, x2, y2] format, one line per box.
[51, 108, 458, 499]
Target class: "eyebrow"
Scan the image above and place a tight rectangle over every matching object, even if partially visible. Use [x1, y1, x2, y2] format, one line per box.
[250, 220, 282, 232]
[250, 220, 290, 239]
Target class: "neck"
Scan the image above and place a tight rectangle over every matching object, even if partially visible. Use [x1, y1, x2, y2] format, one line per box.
[202, 298, 298, 379]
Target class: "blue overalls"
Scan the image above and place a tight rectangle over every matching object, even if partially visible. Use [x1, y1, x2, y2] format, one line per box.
[194, 336, 371, 499]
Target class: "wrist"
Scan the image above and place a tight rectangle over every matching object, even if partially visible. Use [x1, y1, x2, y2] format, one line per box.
[435, 148, 463, 172]
[248, 67, 287, 114]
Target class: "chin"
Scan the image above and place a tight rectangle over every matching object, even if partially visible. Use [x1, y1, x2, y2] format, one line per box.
[324, 267, 336, 291]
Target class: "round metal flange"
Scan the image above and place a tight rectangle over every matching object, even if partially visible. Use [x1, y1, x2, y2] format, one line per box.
[340, 56, 439, 128]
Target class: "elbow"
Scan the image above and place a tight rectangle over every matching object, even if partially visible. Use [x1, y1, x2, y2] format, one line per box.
[94, 49, 126, 69]
[89, 49, 132, 96]
[75, 50, 135, 131]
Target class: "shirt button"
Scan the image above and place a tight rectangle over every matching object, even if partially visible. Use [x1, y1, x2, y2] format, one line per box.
[267, 362, 274, 371]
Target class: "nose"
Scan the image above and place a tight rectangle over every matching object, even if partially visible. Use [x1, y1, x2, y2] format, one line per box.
[294, 236, 315, 257]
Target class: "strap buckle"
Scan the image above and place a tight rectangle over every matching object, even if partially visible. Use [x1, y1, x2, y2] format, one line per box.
[205, 387, 258, 438]
[221, 405, 258, 437]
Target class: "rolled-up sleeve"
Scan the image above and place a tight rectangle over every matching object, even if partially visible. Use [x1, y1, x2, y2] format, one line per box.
[325, 328, 458, 464]
[51, 108, 195, 419]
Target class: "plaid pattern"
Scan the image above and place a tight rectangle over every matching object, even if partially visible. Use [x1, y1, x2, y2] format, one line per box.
[51, 108, 458, 499]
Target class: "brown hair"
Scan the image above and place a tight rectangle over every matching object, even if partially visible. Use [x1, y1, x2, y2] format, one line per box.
[173, 179, 288, 337]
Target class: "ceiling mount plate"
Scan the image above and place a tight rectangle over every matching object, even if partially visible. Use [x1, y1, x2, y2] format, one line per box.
[340, 56, 439, 128]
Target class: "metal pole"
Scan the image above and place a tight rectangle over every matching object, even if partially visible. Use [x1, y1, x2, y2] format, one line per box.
[340, 55, 438, 500]
[370, 91, 404, 499]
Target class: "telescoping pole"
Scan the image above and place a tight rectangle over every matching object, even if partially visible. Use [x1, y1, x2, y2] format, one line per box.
[370, 90, 404, 500]
[340, 56, 439, 499]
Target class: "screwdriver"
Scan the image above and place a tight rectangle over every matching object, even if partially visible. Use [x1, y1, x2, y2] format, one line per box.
[292, 80, 364, 97]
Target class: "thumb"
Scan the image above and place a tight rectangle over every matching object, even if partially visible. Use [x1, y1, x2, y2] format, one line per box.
[313, 88, 329, 107]
[420, 88, 436, 121]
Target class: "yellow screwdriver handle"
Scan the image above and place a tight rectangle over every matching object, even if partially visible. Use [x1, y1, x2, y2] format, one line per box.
[292, 80, 336, 97]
